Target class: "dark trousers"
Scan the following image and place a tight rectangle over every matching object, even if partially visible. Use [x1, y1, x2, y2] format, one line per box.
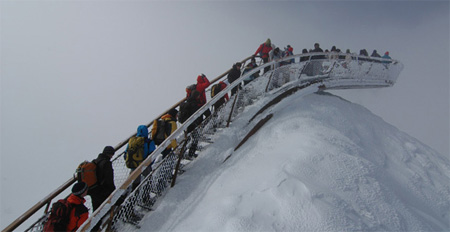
[89, 188, 110, 211]
[162, 148, 171, 159]
[188, 130, 200, 157]
[262, 57, 270, 73]
[231, 85, 239, 96]
[131, 165, 152, 190]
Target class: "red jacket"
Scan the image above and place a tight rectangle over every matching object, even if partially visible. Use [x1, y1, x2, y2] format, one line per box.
[66, 194, 89, 232]
[254, 43, 273, 59]
[196, 75, 210, 105]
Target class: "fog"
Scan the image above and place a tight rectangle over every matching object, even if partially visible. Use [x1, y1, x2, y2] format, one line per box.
[1, 1, 448, 229]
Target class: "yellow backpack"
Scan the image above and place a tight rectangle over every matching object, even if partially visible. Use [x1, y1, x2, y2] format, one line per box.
[125, 136, 145, 169]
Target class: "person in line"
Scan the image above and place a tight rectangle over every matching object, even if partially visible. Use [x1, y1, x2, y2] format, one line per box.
[178, 90, 203, 159]
[178, 90, 201, 127]
[152, 108, 178, 194]
[310, 43, 325, 75]
[67, 182, 89, 231]
[152, 108, 178, 160]
[371, 50, 381, 58]
[195, 74, 211, 117]
[282, 45, 294, 65]
[125, 125, 155, 189]
[125, 125, 155, 170]
[254, 38, 273, 73]
[311, 43, 325, 60]
[88, 146, 116, 211]
[359, 49, 369, 56]
[382, 51, 392, 65]
[329, 46, 339, 60]
[337, 48, 346, 59]
[300, 49, 309, 62]
[343, 49, 354, 69]
[269, 47, 282, 69]
[369, 49, 382, 63]
[359, 49, 369, 62]
[211, 81, 229, 110]
[242, 57, 259, 85]
[227, 62, 242, 96]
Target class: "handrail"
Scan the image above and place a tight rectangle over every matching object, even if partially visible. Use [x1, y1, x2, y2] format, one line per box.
[2, 177, 76, 232]
[3, 52, 401, 232]
[1, 55, 252, 232]
[114, 56, 252, 150]
[78, 53, 402, 231]
[78, 56, 254, 231]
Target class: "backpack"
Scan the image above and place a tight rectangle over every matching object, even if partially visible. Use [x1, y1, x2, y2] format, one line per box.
[186, 84, 197, 98]
[210, 83, 222, 98]
[125, 136, 145, 169]
[153, 119, 172, 145]
[178, 101, 196, 124]
[43, 199, 73, 232]
[75, 161, 97, 188]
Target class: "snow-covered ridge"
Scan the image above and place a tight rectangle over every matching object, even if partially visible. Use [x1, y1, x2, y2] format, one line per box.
[8, 53, 405, 232]
[77, 54, 406, 231]
[143, 92, 450, 231]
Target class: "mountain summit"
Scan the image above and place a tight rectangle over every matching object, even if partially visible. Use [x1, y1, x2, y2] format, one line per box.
[141, 92, 450, 231]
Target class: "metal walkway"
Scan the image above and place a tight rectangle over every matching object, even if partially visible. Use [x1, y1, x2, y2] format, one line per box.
[3, 52, 403, 232]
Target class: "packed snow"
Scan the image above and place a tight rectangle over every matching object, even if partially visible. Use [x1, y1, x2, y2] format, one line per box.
[132, 91, 450, 232]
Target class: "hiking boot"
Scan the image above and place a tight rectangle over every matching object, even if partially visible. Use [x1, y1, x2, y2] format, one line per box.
[124, 211, 143, 227]
[139, 197, 156, 210]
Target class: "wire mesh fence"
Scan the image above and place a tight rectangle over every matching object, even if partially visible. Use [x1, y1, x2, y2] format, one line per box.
[17, 53, 403, 232]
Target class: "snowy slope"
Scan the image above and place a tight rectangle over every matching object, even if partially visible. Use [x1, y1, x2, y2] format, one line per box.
[138, 92, 450, 232]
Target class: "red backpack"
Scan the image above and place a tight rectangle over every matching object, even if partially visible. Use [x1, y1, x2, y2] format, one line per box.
[43, 199, 73, 232]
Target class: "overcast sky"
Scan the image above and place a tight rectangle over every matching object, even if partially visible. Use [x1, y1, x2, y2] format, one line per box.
[1, 0, 449, 229]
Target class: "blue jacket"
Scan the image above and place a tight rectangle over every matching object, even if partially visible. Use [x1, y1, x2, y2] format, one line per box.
[382, 54, 392, 64]
[124, 125, 156, 161]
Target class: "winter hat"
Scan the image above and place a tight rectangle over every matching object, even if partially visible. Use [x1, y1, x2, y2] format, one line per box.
[385, 51, 389, 55]
[265, 38, 271, 45]
[168, 108, 178, 118]
[102, 146, 115, 156]
[72, 182, 88, 196]
[235, 62, 242, 67]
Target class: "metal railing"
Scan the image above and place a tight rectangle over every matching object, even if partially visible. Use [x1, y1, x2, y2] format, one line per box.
[3, 52, 403, 232]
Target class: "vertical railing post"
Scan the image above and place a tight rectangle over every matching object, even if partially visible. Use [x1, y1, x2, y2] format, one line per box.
[226, 88, 240, 128]
[171, 133, 189, 187]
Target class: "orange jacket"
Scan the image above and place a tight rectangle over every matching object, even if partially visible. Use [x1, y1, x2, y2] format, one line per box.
[66, 194, 89, 231]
